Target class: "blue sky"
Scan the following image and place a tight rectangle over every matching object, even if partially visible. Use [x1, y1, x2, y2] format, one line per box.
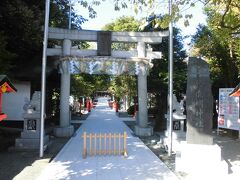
[73, 1, 207, 52]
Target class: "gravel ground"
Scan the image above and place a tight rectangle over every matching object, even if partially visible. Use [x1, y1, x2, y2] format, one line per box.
[140, 130, 240, 180]
[0, 136, 70, 180]
[0, 113, 87, 180]
[139, 134, 188, 179]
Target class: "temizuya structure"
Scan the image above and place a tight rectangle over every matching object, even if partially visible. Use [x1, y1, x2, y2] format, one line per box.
[46, 27, 169, 137]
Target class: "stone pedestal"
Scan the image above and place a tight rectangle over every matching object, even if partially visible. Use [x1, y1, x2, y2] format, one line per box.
[134, 125, 153, 136]
[54, 125, 74, 137]
[11, 113, 49, 151]
[161, 113, 186, 151]
[176, 141, 228, 178]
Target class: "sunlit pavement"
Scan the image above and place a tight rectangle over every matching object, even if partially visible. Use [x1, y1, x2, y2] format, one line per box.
[38, 97, 178, 180]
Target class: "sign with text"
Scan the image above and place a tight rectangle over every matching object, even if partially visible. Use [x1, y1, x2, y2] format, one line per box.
[218, 88, 240, 130]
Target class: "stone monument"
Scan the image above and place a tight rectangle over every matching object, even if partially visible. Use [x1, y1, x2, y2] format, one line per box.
[186, 58, 213, 144]
[175, 57, 228, 178]
[11, 91, 49, 151]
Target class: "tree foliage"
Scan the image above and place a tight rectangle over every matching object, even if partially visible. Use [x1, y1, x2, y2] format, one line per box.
[71, 74, 111, 98]
[191, 0, 240, 90]
[103, 16, 141, 51]
[0, 0, 88, 121]
[102, 16, 141, 32]
[192, 25, 239, 89]
[0, 0, 87, 80]
[109, 74, 137, 104]
[80, 0, 239, 34]
[190, 1, 240, 113]
[204, 0, 240, 34]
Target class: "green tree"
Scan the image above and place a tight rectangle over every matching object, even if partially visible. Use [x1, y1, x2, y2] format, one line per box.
[204, 0, 240, 34]
[0, 0, 88, 122]
[0, 0, 87, 78]
[103, 16, 141, 51]
[191, 0, 240, 88]
[191, 25, 239, 88]
[102, 16, 140, 32]
[0, 32, 16, 73]
[204, 0, 240, 86]
[190, 1, 240, 128]
[71, 74, 111, 98]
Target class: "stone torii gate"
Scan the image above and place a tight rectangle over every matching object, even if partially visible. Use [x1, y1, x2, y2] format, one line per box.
[46, 27, 169, 137]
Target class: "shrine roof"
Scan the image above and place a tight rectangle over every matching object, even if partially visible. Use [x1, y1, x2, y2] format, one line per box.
[0, 75, 17, 92]
[229, 83, 240, 96]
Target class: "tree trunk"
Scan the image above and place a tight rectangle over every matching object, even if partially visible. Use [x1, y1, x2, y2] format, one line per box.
[154, 92, 168, 131]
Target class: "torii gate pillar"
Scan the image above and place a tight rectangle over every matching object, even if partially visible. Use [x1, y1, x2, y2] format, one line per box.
[134, 42, 153, 136]
[54, 39, 74, 137]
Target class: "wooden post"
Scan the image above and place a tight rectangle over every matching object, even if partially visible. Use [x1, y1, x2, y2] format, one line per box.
[123, 131, 127, 157]
[108, 133, 111, 155]
[114, 133, 116, 155]
[104, 133, 107, 155]
[89, 133, 92, 155]
[83, 132, 87, 159]
[99, 134, 102, 155]
[94, 133, 97, 155]
[118, 133, 121, 155]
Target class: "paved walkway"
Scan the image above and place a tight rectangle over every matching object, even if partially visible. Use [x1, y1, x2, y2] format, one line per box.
[38, 97, 178, 180]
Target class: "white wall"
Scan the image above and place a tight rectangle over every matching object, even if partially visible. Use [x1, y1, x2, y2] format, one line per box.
[2, 81, 30, 121]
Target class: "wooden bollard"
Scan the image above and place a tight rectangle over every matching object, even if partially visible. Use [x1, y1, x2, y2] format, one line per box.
[99, 134, 102, 155]
[118, 133, 120, 155]
[83, 132, 87, 159]
[108, 133, 111, 155]
[104, 133, 107, 155]
[94, 133, 97, 155]
[89, 133, 92, 155]
[123, 132, 128, 157]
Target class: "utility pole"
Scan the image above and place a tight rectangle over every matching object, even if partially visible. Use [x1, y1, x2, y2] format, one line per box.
[69, 0, 72, 29]
[168, 0, 173, 156]
[40, 0, 50, 158]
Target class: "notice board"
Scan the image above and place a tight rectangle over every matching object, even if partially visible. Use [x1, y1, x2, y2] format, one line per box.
[218, 88, 240, 130]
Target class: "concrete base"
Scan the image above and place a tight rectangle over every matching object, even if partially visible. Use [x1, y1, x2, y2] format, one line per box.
[176, 141, 228, 178]
[9, 135, 49, 151]
[134, 125, 153, 136]
[54, 125, 74, 137]
[160, 130, 186, 152]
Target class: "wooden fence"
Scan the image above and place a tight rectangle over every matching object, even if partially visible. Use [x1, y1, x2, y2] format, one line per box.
[82, 132, 127, 159]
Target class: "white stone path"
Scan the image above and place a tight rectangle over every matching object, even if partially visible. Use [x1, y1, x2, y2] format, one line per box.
[38, 97, 178, 180]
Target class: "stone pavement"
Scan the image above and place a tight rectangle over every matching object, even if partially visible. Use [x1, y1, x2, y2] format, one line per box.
[38, 97, 178, 180]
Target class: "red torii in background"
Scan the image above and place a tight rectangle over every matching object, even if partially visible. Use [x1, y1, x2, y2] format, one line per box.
[0, 75, 17, 121]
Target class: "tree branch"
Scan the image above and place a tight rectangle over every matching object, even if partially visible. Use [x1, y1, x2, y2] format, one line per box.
[220, 0, 240, 31]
